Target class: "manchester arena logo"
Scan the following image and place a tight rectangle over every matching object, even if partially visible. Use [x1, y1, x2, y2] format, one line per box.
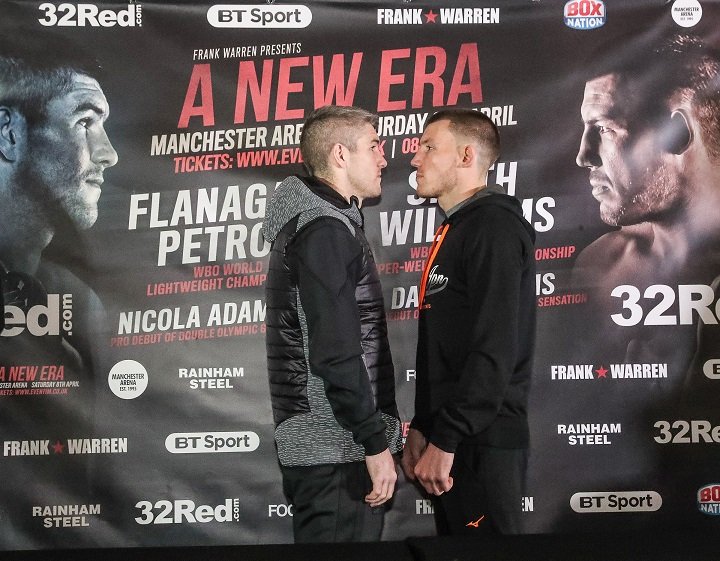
[207, 5, 312, 28]
[564, 0, 606, 30]
[697, 484, 720, 515]
[377, 8, 500, 25]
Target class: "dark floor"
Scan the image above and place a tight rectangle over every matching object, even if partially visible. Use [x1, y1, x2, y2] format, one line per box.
[3, 529, 719, 561]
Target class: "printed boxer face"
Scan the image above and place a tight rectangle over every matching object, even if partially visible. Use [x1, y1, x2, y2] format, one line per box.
[20, 72, 117, 229]
[577, 73, 683, 226]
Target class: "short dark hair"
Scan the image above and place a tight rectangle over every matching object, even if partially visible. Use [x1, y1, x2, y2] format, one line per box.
[586, 33, 720, 162]
[299, 105, 379, 177]
[427, 108, 500, 164]
[0, 33, 103, 125]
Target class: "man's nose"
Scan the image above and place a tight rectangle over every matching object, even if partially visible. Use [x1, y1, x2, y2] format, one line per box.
[576, 129, 600, 168]
[92, 128, 119, 168]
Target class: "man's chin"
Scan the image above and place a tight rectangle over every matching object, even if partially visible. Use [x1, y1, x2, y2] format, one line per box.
[599, 204, 624, 227]
[65, 205, 99, 230]
[600, 207, 646, 228]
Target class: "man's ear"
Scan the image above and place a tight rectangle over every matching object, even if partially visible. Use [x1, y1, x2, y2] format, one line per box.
[0, 106, 24, 162]
[459, 144, 475, 168]
[330, 142, 346, 169]
[661, 110, 693, 155]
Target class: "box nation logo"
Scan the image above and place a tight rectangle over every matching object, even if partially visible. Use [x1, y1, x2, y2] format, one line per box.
[698, 484, 720, 515]
[564, 0, 606, 30]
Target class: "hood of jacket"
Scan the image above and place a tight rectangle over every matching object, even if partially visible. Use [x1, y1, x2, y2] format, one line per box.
[262, 175, 362, 243]
[448, 185, 536, 243]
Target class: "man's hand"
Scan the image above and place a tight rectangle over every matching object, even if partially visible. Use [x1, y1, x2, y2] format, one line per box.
[414, 443, 454, 496]
[364, 448, 398, 507]
[400, 428, 427, 481]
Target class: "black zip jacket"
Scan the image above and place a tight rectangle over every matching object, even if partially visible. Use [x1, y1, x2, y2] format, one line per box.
[411, 188, 536, 452]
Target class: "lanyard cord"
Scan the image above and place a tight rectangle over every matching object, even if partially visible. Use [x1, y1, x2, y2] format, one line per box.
[418, 222, 450, 309]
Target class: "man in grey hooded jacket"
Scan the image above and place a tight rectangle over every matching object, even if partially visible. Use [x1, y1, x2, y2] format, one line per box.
[262, 105, 402, 543]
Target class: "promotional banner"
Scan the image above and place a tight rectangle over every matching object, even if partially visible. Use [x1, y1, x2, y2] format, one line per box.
[1, 0, 719, 550]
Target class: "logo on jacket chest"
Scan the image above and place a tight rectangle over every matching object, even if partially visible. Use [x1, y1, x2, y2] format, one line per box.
[425, 265, 449, 296]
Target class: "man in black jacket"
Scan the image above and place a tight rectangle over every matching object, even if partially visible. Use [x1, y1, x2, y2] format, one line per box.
[401, 109, 536, 535]
[262, 105, 402, 543]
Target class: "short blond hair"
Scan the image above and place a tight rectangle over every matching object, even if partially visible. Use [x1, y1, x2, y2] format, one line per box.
[300, 105, 379, 176]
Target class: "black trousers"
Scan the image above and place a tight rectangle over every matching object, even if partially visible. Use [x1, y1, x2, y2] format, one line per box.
[280, 461, 385, 543]
[434, 442, 528, 536]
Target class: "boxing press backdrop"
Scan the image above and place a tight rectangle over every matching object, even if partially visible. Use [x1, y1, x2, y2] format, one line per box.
[1, 0, 719, 550]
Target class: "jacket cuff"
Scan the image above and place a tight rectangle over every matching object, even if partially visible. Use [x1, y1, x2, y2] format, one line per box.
[428, 421, 462, 453]
[363, 432, 390, 456]
[409, 415, 432, 439]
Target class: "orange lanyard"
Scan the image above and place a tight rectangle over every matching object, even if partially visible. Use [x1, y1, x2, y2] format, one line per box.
[418, 223, 449, 309]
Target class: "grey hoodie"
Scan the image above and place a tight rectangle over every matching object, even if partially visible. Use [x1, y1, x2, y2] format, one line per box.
[262, 175, 401, 466]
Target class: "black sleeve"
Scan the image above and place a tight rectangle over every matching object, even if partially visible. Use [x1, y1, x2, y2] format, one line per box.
[287, 217, 388, 456]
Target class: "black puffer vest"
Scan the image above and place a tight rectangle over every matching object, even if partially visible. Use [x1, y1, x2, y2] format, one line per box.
[262, 176, 401, 466]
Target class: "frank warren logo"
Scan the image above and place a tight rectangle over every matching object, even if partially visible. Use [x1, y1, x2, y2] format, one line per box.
[377, 8, 500, 25]
[564, 0, 606, 30]
[207, 5, 312, 28]
[38, 3, 142, 27]
[165, 431, 259, 454]
[4, 437, 127, 457]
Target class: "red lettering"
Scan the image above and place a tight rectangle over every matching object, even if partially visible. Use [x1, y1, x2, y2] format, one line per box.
[567, 0, 602, 16]
[234, 59, 273, 124]
[412, 46, 446, 109]
[275, 57, 308, 121]
[377, 44, 482, 111]
[447, 43, 482, 106]
[178, 64, 215, 128]
[312, 53, 363, 107]
[377, 48, 411, 111]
